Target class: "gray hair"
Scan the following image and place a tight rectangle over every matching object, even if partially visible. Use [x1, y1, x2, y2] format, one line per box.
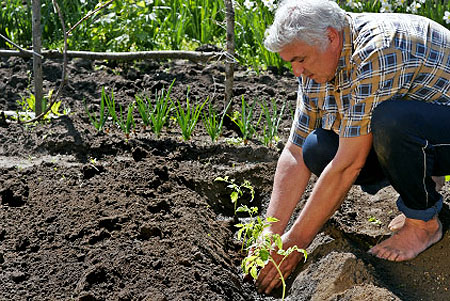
[264, 0, 347, 52]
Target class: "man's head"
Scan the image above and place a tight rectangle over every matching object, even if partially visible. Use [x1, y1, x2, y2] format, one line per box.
[264, 0, 347, 83]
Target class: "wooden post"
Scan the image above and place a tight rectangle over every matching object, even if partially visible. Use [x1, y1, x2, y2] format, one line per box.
[224, 0, 235, 106]
[32, 0, 43, 115]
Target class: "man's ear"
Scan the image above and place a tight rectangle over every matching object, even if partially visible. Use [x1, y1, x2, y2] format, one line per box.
[327, 27, 340, 48]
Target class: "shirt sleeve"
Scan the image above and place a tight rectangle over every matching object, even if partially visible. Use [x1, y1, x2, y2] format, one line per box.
[289, 77, 321, 147]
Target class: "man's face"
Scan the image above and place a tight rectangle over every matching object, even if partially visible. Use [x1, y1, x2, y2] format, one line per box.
[278, 29, 342, 84]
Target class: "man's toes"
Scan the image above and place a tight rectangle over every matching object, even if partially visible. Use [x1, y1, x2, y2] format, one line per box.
[369, 245, 387, 258]
[385, 249, 402, 261]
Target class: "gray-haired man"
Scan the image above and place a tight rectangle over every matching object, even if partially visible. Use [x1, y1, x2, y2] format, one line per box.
[256, 0, 450, 295]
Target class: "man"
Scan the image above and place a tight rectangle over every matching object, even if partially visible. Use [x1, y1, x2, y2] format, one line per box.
[256, 0, 450, 295]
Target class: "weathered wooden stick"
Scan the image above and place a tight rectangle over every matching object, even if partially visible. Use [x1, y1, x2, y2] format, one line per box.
[224, 0, 236, 106]
[0, 49, 225, 63]
[0, 33, 44, 59]
[32, 0, 43, 115]
[21, 0, 68, 124]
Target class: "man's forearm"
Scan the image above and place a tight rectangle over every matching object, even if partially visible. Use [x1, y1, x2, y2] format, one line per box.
[287, 161, 361, 247]
[265, 142, 311, 235]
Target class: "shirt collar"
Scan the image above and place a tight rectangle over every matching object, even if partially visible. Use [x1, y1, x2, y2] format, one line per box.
[336, 14, 354, 73]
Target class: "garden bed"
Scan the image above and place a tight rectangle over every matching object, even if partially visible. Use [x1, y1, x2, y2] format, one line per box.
[0, 57, 449, 300]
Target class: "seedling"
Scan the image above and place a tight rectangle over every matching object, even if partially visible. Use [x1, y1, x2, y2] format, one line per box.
[368, 216, 382, 226]
[235, 205, 307, 301]
[259, 98, 286, 147]
[215, 176, 255, 214]
[228, 96, 261, 144]
[103, 87, 135, 139]
[172, 87, 208, 141]
[135, 79, 175, 137]
[85, 88, 109, 132]
[16, 90, 67, 122]
[286, 99, 296, 122]
[202, 99, 232, 142]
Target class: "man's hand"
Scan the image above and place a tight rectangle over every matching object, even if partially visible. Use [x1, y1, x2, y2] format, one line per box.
[255, 231, 305, 295]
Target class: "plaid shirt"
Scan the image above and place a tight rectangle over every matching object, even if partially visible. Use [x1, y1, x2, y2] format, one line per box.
[290, 13, 450, 147]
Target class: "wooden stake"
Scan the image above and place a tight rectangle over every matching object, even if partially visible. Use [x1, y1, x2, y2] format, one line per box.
[32, 0, 43, 116]
[224, 0, 236, 106]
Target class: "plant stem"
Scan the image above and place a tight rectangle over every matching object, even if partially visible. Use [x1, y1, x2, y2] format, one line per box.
[269, 257, 287, 301]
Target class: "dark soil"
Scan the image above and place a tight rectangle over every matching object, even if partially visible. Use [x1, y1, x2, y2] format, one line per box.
[0, 56, 449, 301]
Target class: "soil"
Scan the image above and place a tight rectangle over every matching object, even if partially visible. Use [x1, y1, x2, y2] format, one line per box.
[0, 56, 449, 301]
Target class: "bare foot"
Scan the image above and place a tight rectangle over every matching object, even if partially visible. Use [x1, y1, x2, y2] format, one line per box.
[369, 216, 442, 261]
[387, 176, 444, 232]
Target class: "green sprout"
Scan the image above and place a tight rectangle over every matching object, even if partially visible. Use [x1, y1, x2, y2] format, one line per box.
[172, 87, 208, 141]
[85, 88, 109, 132]
[228, 96, 261, 144]
[17, 90, 67, 122]
[202, 99, 232, 142]
[214, 176, 255, 214]
[103, 87, 135, 139]
[135, 79, 175, 138]
[368, 216, 382, 226]
[259, 98, 286, 147]
[235, 205, 307, 301]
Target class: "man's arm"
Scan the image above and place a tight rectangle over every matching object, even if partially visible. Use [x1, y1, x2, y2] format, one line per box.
[265, 141, 311, 235]
[257, 133, 373, 294]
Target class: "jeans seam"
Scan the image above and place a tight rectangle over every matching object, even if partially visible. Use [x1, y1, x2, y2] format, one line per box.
[422, 140, 429, 207]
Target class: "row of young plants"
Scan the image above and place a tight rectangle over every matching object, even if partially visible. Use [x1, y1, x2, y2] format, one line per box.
[1, 0, 449, 71]
[85, 80, 292, 146]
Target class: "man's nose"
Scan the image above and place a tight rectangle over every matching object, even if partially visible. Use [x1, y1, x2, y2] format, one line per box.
[291, 62, 304, 77]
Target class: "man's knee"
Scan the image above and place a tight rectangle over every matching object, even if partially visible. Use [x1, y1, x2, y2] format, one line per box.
[371, 101, 409, 158]
[303, 128, 339, 176]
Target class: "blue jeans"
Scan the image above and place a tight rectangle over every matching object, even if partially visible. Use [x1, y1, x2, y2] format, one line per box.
[302, 100, 450, 221]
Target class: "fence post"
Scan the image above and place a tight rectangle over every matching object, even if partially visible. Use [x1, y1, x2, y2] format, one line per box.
[32, 0, 43, 115]
[224, 0, 235, 106]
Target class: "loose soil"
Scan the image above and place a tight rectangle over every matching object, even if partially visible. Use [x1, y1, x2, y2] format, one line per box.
[0, 56, 449, 301]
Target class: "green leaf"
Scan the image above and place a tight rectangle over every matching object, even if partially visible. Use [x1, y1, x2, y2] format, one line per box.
[250, 265, 258, 279]
[259, 249, 270, 261]
[266, 217, 280, 223]
[230, 191, 239, 203]
[256, 258, 266, 267]
[236, 205, 249, 213]
[275, 236, 283, 251]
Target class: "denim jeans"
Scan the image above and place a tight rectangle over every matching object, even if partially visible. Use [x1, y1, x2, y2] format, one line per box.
[302, 100, 450, 221]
